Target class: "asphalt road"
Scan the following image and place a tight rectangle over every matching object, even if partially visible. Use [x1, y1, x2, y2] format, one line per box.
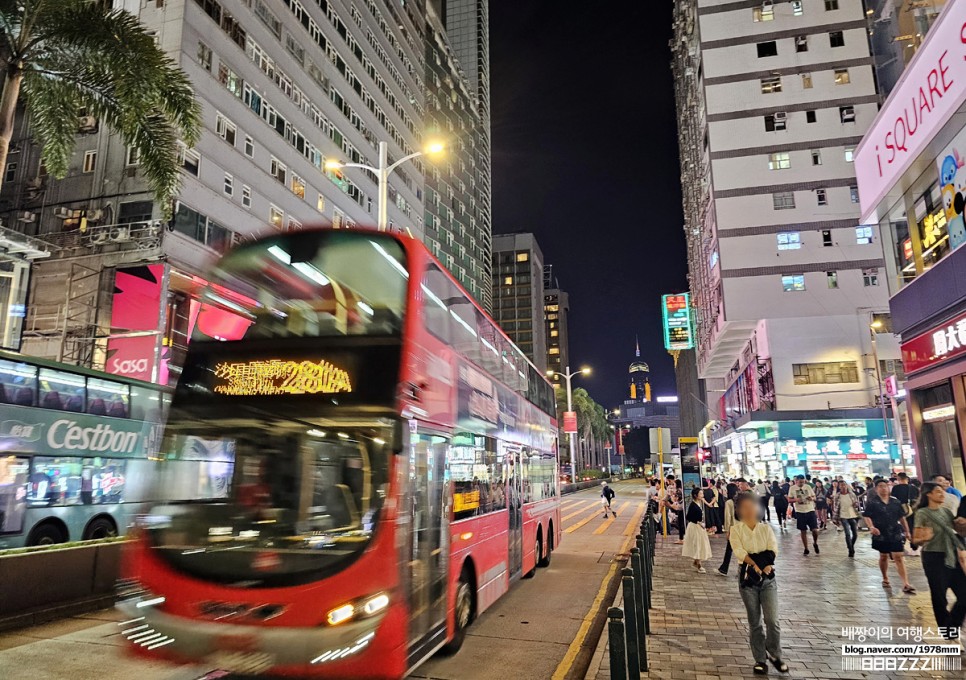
[0, 480, 646, 680]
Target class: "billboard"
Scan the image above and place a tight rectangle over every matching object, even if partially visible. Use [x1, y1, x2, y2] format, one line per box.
[662, 293, 694, 350]
[563, 411, 577, 434]
[105, 264, 166, 383]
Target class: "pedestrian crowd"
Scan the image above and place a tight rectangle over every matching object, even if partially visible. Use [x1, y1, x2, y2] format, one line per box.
[637, 471, 966, 675]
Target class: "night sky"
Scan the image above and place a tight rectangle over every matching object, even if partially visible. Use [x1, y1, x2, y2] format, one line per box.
[489, 1, 688, 409]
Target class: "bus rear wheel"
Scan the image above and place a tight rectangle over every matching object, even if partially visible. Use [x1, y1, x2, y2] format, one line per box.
[538, 529, 552, 568]
[28, 522, 66, 546]
[524, 536, 541, 579]
[440, 569, 474, 655]
[83, 517, 117, 540]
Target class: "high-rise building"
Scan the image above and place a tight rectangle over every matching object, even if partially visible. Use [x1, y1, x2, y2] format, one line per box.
[543, 265, 570, 383]
[628, 338, 650, 403]
[424, 2, 491, 307]
[438, 0, 492, 312]
[491, 232, 546, 370]
[671, 0, 903, 479]
[0, 0, 491, 379]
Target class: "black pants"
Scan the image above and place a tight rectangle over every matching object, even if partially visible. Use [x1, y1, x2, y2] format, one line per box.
[719, 538, 733, 574]
[676, 509, 685, 539]
[759, 495, 770, 520]
[774, 500, 788, 526]
[921, 551, 966, 631]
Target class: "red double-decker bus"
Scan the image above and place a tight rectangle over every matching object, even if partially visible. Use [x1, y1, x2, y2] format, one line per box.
[119, 227, 560, 678]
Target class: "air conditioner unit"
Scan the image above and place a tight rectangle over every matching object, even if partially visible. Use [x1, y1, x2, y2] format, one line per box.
[25, 176, 43, 190]
[17, 211, 36, 223]
[78, 115, 97, 130]
[89, 230, 109, 245]
[53, 207, 70, 219]
[87, 209, 105, 222]
[774, 112, 787, 121]
[110, 226, 131, 242]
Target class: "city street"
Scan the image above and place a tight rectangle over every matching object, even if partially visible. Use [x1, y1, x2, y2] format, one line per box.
[0, 481, 647, 680]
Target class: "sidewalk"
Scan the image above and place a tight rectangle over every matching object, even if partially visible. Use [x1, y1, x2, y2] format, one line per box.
[586, 521, 959, 680]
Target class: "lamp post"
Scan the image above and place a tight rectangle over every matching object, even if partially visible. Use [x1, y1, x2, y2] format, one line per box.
[325, 140, 444, 231]
[548, 365, 591, 482]
[870, 319, 894, 463]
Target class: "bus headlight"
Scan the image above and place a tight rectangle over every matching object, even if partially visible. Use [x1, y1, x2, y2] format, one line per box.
[325, 592, 389, 626]
[362, 593, 389, 615]
[326, 603, 355, 626]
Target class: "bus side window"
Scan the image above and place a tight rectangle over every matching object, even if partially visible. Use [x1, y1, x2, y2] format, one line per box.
[88, 378, 128, 417]
[0, 359, 37, 407]
[38, 368, 85, 412]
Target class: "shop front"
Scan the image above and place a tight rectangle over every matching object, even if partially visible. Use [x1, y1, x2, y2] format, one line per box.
[854, 0, 966, 490]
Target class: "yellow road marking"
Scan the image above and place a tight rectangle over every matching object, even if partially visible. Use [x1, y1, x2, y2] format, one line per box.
[566, 502, 612, 534]
[561, 501, 595, 522]
[622, 501, 648, 535]
[560, 499, 584, 511]
[551, 530, 638, 680]
[593, 501, 631, 535]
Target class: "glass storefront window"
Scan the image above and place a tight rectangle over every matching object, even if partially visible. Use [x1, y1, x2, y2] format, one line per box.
[38, 368, 86, 412]
[87, 377, 129, 417]
[915, 381, 964, 486]
[0, 358, 36, 406]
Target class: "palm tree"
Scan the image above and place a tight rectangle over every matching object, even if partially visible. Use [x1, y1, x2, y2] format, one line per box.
[0, 0, 200, 207]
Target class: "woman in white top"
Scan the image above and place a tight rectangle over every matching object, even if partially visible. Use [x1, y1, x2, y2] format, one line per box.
[831, 480, 861, 558]
[730, 492, 788, 676]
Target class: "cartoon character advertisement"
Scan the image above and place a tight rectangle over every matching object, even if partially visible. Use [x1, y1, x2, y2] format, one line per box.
[936, 133, 966, 252]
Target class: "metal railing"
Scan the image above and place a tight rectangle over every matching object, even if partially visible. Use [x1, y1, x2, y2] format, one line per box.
[37, 220, 164, 255]
[607, 510, 656, 679]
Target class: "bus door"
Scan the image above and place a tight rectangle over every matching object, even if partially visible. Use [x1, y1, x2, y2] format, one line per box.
[406, 432, 450, 661]
[505, 444, 523, 580]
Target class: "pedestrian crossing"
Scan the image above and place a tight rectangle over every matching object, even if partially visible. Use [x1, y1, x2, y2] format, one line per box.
[561, 496, 648, 537]
[593, 501, 631, 534]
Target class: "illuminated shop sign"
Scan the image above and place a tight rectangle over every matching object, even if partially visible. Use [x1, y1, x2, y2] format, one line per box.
[901, 310, 966, 374]
[782, 438, 893, 458]
[922, 404, 956, 422]
[662, 293, 694, 351]
[212, 359, 353, 396]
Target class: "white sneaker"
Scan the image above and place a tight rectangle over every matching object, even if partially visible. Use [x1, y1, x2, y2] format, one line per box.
[697, 566, 707, 573]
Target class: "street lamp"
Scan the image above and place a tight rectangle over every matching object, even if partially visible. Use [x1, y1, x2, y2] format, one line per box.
[547, 365, 591, 482]
[869, 319, 893, 454]
[325, 140, 445, 231]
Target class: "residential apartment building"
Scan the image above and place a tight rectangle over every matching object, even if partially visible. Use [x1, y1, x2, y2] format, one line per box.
[543, 265, 570, 383]
[491, 233, 547, 370]
[671, 0, 904, 479]
[0, 0, 491, 382]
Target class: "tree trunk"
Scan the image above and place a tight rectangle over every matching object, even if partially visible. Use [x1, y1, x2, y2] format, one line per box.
[0, 67, 23, 190]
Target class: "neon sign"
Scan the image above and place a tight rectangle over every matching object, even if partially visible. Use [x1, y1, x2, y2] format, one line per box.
[662, 293, 694, 350]
[213, 359, 352, 396]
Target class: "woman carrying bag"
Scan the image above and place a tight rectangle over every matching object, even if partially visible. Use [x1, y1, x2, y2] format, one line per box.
[913, 482, 966, 637]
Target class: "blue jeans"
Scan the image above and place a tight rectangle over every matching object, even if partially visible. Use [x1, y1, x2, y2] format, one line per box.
[739, 577, 782, 664]
[841, 518, 858, 554]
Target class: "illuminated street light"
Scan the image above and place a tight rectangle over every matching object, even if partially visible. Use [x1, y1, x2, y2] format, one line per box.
[325, 140, 445, 231]
[547, 365, 591, 481]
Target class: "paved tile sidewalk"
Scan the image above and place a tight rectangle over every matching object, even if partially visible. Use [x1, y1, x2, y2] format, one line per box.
[587, 521, 962, 679]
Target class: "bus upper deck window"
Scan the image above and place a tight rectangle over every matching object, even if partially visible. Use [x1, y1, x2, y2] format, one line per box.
[0, 359, 37, 407]
[38, 368, 86, 412]
[87, 377, 129, 417]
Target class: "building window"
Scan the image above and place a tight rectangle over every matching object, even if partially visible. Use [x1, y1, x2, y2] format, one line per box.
[829, 31, 845, 48]
[516, 252, 529, 262]
[753, 3, 775, 22]
[825, 0, 839, 9]
[757, 41, 778, 58]
[806, 110, 817, 123]
[777, 232, 801, 249]
[792, 1, 803, 15]
[764, 113, 786, 132]
[215, 113, 236, 146]
[773, 192, 796, 210]
[795, 36, 808, 53]
[761, 76, 782, 93]
[269, 205, 284, 229]
[834, 69, 850, 85]
[125, 147, 140, 166]
[816, 188, 828, 206]
[317, 193, 325, 212]
[287, 217, 302, 232]
[840, 106, 855, 123]
[827, 271, 838, 289]
[782, 274, 806, 292]
[180, 145, 200, 176]
[768, 152, 791, 170]
[291, 174, 305, 199]
[197, 41, 212, 72]
[244, 135, 254, 158]
[811, 150, 822, 165]
[850, 185, 860, 203]
[793, 361, 860, 386]
[270, 157, 286, 184]
[856, 225, 874, 244]
[504, 276, 513, 285]
[822, 230, 833, 246]
[863, 268, 879, 286]
[3, 162, 15, 183]
[242, 185, 252, 208]
[81, 150, 97, 174]
[844, 147, 855, 162]
[801, 73, 813, 89]
[224, 173, 233, 196]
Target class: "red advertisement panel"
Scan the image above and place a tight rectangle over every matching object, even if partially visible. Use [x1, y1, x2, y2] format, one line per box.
[106, 264, 165, 382]
[901, 310, 966, 374]
[563, 410, 577, 434]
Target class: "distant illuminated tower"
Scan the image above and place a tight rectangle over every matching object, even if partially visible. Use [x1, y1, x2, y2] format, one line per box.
[629, 337, 650, 403]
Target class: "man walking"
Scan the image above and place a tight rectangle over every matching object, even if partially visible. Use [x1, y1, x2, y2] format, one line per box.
[788, 476, 820, 555]
[755, 479, 771, 521]
[601, 481, 617, 518]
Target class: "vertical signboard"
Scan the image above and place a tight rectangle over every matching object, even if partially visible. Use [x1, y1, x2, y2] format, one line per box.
[105, 264, 166, 382]
[662, 293, 694, 350]
[563, 411, 577, 434]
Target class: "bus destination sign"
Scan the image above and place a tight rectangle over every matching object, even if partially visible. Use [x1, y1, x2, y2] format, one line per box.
[212, 359, 353, 396]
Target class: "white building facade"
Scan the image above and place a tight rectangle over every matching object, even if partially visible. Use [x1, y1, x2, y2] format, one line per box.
[672, 0, 905, 480]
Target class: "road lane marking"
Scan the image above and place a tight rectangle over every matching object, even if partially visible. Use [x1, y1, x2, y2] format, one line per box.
[551, 528, 639, 680]
[561, 501, 595, 522]
[592, 502, 630, 535]
[565, 502, 612, 534]
[560, 499, 585, 511]
[622, 501, 647, 536]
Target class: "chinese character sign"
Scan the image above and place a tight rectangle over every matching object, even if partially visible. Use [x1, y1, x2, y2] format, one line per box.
[662, 293, 694, 350]
[212, 359, 353, 396]
[902, 311, 966, 374]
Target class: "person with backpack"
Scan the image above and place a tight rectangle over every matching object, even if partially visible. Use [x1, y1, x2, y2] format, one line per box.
[601, 481, 617, 518]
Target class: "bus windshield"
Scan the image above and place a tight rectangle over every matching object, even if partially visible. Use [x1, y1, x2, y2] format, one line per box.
[144, 418, 391, 587]
[194, 231, 408, 341]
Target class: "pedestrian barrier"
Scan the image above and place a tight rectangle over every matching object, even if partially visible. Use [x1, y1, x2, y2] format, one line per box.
[606, 511, 656, 679]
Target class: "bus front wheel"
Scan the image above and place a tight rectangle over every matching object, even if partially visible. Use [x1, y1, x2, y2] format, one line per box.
[28, 522, 66, 546]
[440, 569, 474, 655]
